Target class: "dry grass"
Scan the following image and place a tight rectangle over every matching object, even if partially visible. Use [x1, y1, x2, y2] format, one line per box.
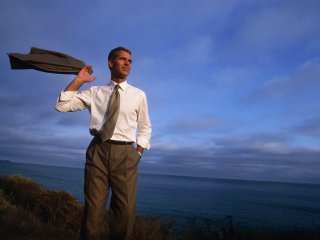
[0, 175, 79, 240]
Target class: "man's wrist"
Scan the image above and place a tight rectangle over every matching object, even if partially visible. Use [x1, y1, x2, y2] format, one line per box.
[137, 145, 144, 155]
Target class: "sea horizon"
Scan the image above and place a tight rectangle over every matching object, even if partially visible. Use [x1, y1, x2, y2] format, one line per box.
[1, 159, 319, 187]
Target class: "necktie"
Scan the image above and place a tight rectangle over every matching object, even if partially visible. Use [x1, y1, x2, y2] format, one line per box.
[99, 84, 121, 141]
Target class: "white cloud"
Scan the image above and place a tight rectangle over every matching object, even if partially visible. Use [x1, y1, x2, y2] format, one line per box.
[242, 58, 320, 103]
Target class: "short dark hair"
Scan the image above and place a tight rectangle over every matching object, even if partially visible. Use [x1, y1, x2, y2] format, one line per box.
[108, 47, 131, 60]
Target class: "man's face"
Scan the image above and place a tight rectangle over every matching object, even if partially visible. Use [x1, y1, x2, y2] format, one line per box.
[108, 50, 132, 79]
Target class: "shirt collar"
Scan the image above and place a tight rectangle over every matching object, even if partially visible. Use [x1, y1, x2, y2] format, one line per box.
[109, 80, 128, 91]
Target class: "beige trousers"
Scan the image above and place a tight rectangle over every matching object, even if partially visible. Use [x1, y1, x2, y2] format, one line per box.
[80, 137, 141, 240]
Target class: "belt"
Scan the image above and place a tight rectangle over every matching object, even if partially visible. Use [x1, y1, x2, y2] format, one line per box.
[104, 139, 134, 145]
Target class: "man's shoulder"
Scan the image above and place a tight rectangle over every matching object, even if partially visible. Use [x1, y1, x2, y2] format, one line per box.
[87, 85, 110, 92]
[126, 83, 145, 95]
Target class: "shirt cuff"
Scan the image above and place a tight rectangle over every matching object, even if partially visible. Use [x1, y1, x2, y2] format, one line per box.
[136, 139, 150, 150]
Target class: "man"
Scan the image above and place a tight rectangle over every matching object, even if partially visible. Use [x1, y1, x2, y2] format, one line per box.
[55, 47, 152, 240]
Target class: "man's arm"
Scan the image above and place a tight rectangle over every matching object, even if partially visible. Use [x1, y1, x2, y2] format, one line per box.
[55, 65, 96, 112]
[136, 92, 152, 154]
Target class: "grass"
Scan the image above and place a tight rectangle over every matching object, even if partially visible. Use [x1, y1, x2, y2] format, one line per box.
[0, 175, 319, 240]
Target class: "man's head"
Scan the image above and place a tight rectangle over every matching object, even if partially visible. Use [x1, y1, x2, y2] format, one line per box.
[108, 47, 132, 82]
[108, 47, 131, 61]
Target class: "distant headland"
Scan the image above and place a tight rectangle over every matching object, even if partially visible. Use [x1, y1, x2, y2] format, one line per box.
[0, 159, 12, 163]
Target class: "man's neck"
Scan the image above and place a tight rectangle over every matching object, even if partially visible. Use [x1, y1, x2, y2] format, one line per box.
[111, 77, 126, 84]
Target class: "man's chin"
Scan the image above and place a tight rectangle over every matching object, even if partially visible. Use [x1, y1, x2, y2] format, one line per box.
[121, 72, 130, 78]
[113, 72, 129, 79]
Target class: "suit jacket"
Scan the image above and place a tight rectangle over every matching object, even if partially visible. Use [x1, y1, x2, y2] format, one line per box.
[8, 47, 89, 75]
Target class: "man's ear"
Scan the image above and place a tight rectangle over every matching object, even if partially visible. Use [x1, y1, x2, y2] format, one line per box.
[108, 59, 113, 68]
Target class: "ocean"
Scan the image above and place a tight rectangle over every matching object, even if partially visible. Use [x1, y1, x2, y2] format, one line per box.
[1, 161, 319, 230]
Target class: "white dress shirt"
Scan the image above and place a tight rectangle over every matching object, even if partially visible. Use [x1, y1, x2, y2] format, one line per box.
[55, 80, 151, 149]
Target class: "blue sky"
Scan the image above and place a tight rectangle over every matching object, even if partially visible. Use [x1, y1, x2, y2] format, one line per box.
[1, 0, 319, 183]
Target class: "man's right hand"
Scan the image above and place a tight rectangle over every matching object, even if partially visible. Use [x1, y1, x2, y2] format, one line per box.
[76, 65, 97, 83]
[64, 65, 96, 91]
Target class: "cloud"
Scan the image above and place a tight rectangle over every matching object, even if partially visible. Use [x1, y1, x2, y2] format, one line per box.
[165, 115, 222, 135]
[291, 116, 320, 138]
[141, 132, 320, 183]
[241, 58, 320, 105]
[141, 116, 320, 183]
[0, 122, 90, 166]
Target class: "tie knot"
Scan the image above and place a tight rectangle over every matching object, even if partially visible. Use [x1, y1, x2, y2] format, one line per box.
[114, 84, 120, 91]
